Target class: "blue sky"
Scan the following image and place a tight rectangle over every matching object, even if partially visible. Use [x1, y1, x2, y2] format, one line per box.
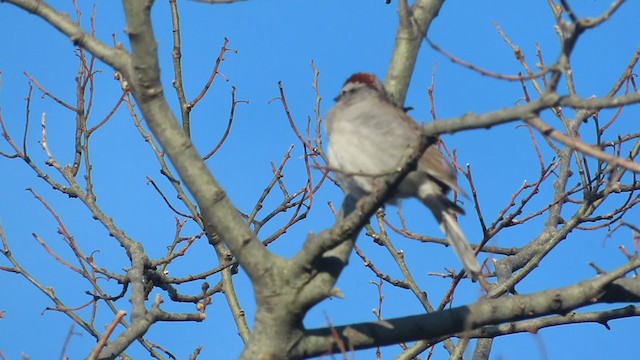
[1, 1, 639, 359]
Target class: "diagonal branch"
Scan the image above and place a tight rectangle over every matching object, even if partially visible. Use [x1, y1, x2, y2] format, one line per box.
[525, 115, 640, 172]
[4, 0, 130, 71]
[119, 0, 274, 280]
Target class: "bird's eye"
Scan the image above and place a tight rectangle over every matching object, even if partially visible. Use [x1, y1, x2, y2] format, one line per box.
[334, 89, 348, 102]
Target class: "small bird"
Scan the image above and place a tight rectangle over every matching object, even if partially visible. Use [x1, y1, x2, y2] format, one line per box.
[325, 73, 481, 278]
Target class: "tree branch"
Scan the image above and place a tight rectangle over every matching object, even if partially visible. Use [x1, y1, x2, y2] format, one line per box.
[423, 92, 640, 173]
[119, 0, 274, 281]
[4, 0, 129, 71]
[385, 0, 445, 105]
[294, 259, 640, 357]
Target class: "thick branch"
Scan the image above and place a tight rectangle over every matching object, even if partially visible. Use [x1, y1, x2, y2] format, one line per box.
[385, 0, 445, 105]
[294, 260, 640, 357]
[119, 1, 274, 280]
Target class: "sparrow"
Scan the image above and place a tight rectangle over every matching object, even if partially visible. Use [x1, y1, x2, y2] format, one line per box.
[324, 73, 481, 278]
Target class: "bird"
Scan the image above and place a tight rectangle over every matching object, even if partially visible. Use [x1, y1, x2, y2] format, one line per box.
[324, 72, 481, 278]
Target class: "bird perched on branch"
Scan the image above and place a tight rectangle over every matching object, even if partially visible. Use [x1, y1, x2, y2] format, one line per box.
[324, 72, 481, 279]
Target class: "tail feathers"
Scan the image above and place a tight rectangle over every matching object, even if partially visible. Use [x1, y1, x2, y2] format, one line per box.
[440, 211, 481, 278]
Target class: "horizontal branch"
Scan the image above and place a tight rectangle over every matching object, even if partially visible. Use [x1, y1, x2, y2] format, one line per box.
[424, 92, 640, 172]
[468, 305, 640, 338]
[295, 258, 640, 357]
[426, 92, 640, 135]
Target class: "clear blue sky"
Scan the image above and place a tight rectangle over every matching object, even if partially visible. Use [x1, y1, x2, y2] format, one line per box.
[1, 1, 639, 359]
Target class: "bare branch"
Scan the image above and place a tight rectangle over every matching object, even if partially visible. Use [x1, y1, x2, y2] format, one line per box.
[4, 0, 130, 71]
[296, 259, 640, 357]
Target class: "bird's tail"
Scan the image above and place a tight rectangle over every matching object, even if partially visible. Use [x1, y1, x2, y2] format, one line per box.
[440, 210, 481, 279]
[424, 196, 481, 279]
